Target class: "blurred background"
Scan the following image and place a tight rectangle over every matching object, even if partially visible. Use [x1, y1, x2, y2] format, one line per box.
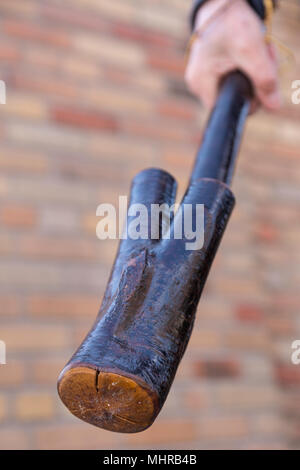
[0, 0, 300, 450]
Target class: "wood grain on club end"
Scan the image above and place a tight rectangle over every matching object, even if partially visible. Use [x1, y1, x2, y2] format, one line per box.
[58, 366, 158, 433]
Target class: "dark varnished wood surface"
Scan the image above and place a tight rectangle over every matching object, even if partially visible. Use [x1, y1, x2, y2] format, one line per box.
[58, 72, 252, 433]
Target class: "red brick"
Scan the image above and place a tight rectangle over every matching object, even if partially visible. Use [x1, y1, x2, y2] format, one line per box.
[275, 365, 300, 387]
[122, 118, 190, 142]
[1, 325, 69, 352]
[193, 359, 241, 379]
[225, 330, 273, 353]
[0, 148, 48, 174]
[212, 277, 261, 298]
[184, 386, 211, 409]
[27, 295, 99, 318]
[236, 303, 264, 323]
[272, 294, 300, 310]
[0, 360, 25, 387]
[86, 86, 153, 116]
[0, 296, 21, 317]
[0, 395, 6, 422]
[0, 428, 29, 450]
[242, 442, 288, 450]
[51, 107, 118, 131]
[189, 329, 222, 351]
[42, 3, 108, 32]
[158, 100, 196, 120]
[15, 235, 99, 261]
[0, 205, 37, 228]
[102, 67, 131, 87]
[33, 424, 120, 450]
[124, 419, 197, 446]
[265, 316, 294, 336]
[74, 33, 144, 68]
[15, 392, 55, 421]
[0, 1, 37, 18]
[112, 23, 174, 47]
[198, 416, 248, 440]
[0, 42, 20, 61]
[147, 51, 184, 77]
[268, 142, 300, 161]
[3, 19, 70, 47]
[216, 385, 281, 409]
[12, 73, 78, 98]
[254, 414, 289, 436]
[255, 221, 279, 243]
[32, 358, 65, 385]
[3, 94, 47, 120]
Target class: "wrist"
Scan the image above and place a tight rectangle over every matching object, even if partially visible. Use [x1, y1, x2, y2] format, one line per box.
[190, 0, 277, 30]
[194, 0, 233, 29]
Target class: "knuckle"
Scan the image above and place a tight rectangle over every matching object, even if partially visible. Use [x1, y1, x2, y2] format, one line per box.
[256, 73, 276, 92]
[184, 67, 193, 84]
[185, 68, 200, 92]
[237, 37, 253, 55]
[239, 11, 260, 33]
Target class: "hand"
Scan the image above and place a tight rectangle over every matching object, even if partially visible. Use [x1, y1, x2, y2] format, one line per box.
[185, 0, 281, 112]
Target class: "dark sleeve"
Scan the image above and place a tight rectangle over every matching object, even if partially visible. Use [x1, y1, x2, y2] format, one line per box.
[190, 0, 278, 30]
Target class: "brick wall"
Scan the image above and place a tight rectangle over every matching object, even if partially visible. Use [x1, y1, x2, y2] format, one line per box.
[0, 0, 300, 450]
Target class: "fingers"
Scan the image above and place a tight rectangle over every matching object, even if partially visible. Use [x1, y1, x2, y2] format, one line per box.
[225, 2, 281, 110]
[185, 32, 236, 110]
[185, 41, 219, 109]
[185, 0, 281, 113]
[232, 29, 281, 110]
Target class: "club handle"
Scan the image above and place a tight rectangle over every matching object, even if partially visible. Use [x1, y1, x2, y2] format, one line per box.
[191, 71, 253, 186]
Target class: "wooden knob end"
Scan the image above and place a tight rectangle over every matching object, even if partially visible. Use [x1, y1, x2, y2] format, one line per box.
[58, 366, 158, 433]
